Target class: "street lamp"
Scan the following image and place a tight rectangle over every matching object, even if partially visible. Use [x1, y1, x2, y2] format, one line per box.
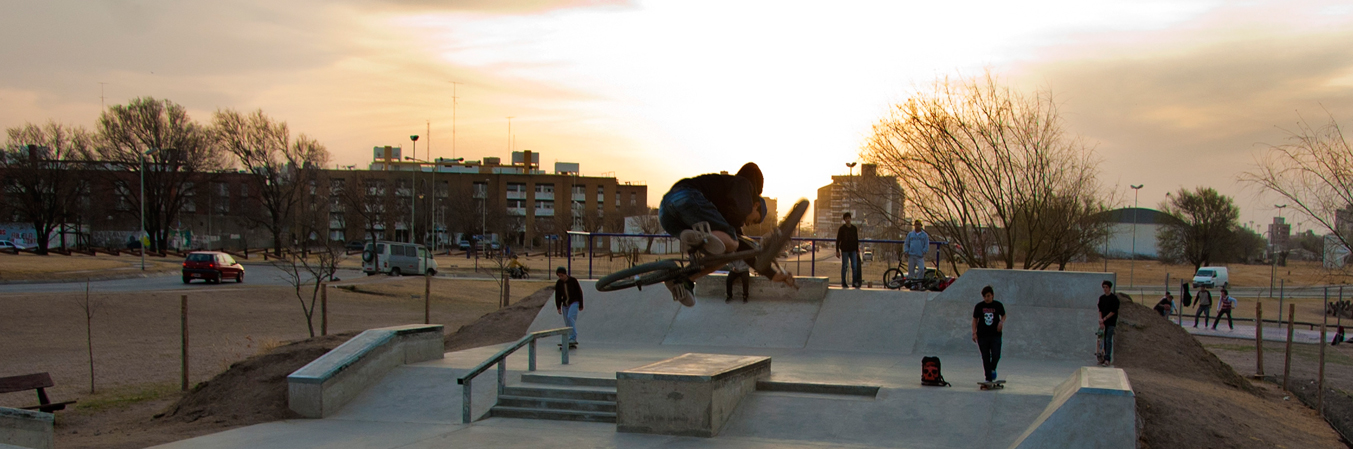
[1129, 184, 1143, 288]
[409, 135, 419, 244]
[140, 147, 163, 270]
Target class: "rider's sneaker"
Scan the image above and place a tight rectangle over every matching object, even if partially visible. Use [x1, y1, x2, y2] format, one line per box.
[680, 222, 725, 255]
[665, 278, 695, 307]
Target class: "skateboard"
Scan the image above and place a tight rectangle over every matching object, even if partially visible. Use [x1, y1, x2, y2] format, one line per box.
[1094, 327, 1106, 365]
[978, 380, 1006, 390]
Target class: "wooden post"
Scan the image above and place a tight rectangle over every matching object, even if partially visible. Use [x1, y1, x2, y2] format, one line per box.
[424, 273, 431, 325]
[1283, 303, 1295, 392]
[503, 273, 511, 307]
[1319, 311, 1328, 416]
[181, 294, 189, 391]
[321, 285, 328, 336]
[1255, 302, 1263, 378]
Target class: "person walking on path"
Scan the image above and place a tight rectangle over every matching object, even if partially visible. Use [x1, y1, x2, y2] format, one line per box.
[1212, 288, 1237, 330]
[1193, 286, 1213, 328]
[555, 267, 584, 348]
[904, 220, 930, 280]
[972, 285, 1007, 382]
[1098, 280, 1120, 367]
[725, 260, 751, 303]
[836, 212, 861, 289]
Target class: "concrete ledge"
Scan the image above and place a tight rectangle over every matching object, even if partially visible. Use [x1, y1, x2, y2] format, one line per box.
[0, 406, 53, 449]
[755, 380, 879, 397]
[288, 324, 444, 418]
[1009, 367, 1135, 449]
[617, 353, 771, 437]
[695, 275, 828, 301]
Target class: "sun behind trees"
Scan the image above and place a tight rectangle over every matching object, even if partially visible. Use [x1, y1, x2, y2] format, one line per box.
[862, 72, 1110, 270]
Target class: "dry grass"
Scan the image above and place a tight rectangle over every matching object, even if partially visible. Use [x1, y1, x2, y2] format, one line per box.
[0, 253, 182, 282]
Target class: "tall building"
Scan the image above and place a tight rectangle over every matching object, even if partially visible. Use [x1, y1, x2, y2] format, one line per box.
[813, 163, 905, 239]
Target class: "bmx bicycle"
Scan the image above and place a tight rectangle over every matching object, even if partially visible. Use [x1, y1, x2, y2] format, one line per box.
[596, 199, 809, 292]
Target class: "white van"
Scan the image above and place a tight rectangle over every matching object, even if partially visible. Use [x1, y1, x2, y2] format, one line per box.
[363, 241, 438, 276]
[1192, 267, 1229, 289]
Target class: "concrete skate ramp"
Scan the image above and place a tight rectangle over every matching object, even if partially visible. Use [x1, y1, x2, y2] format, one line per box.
[1009, 367, 1136, 449]
[528, 269, 1111, 358]
[913, 269, 1113, 360]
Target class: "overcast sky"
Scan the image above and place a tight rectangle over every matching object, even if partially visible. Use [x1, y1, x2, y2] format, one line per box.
[3, 0, 1352, 233]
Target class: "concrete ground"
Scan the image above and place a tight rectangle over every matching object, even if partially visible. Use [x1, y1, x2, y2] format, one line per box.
[152, 269, 1127, 449]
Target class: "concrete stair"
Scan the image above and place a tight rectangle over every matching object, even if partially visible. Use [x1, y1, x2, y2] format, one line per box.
[490, 373, 618, 423]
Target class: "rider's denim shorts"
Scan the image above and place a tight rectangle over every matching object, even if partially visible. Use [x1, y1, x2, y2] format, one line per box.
[659, 186, 736, 238]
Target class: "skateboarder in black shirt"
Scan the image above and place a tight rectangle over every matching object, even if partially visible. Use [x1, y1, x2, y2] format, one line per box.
[1098, 280, 1120, 366]
[972, 285, 1006, 383]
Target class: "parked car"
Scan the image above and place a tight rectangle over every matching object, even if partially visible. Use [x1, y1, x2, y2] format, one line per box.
[862, 248, 874, 261]
[362, 241, 438, 276]
[344, 240, 366, 251]
[182, 251, 245, 284]
[0, 240, 22, 251]
[458, 239, 471, 251]
[1192, 267, 1229, 289]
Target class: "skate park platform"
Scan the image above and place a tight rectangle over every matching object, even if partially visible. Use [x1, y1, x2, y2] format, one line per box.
[153, 269, 1135, 449]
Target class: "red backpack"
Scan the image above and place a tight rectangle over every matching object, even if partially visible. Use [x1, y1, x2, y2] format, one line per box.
[921, 356, 951, 387]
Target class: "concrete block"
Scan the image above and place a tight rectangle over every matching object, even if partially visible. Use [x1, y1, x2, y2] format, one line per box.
[616, 353, 771, 437]
[0, 407, 53, 449]
[1009, 367, 1135, 449]
[288, 324, 444, 418]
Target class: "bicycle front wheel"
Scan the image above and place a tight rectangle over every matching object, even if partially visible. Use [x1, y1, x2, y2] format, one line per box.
[596, 260, 684, 292]
[883, 268, 905, 290]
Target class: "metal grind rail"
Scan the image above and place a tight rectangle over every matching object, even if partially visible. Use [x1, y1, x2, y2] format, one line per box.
[455, 327, 573, 423]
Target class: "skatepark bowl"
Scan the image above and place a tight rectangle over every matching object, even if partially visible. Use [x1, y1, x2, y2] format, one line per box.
[149, 269, 1134, 449]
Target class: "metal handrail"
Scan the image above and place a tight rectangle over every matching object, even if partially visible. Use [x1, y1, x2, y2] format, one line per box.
[455, 327, 573, 423]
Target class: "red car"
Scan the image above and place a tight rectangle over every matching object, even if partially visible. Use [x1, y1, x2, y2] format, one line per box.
[182, 251, 245, 284]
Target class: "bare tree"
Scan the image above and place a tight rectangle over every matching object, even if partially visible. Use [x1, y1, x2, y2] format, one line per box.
[95, 97, 228, 251]
[1, 122, 95, 254]
[73, 280, 99, 393]
[274, 240, 345, 338]
[862, 71, 1109, 270]
[1242, 112, 1353, 251]
[332, 171, 399, 269]
[212, 109, 330, 256]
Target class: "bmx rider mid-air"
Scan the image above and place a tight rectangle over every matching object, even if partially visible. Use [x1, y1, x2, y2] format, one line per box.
[657, 162, 796, 306]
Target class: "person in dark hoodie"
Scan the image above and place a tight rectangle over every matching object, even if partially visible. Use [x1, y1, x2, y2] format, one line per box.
[555, 267, 583, 348]
[657, 162, 793, 306]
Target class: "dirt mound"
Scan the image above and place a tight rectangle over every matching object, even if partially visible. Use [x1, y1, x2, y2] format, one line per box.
[1116, 293, 1255, 393]
[156, 332, 357, 426]
[1116, 296, 1345, 449]
[445, 285, 552, 351]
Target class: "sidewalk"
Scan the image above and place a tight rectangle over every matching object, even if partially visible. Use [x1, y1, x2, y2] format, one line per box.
[1171, 319, 1340, 345]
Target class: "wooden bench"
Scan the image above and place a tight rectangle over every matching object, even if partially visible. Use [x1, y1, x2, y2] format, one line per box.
[0, 373, 76, 413]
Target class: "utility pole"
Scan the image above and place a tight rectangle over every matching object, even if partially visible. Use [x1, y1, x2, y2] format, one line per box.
[1130, 184, 1143, 289]
[451, 82, 459, 159]
[410, 135, 419, 244]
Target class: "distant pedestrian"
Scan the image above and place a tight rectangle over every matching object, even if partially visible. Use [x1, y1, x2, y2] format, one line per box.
[972, 285, 1006, 382]
[1193, 286, 1213, 328]
[1098, 280, 1120, 366]
[725, 260, 750, 303]
[1212, 288, 1236, 330]
[1154, 292, 1174, 317]
[1334, 326, 1346, 346]
[904, 219, 930, 280]
[555, 267, 584, 348]
[836, 212, 861, 289]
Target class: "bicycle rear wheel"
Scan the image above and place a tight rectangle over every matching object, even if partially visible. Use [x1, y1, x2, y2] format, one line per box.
[596, 260, 684, 292]
[883, 268, 905, 290]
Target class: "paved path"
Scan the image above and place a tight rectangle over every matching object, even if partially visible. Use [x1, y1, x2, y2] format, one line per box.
[1174, 319, 1340, 344]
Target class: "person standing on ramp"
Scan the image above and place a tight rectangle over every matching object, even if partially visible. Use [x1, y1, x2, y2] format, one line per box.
[1098, 280, 1120, 366]
[555, 267, 584, 349]
[972, 285, 1006, 383]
